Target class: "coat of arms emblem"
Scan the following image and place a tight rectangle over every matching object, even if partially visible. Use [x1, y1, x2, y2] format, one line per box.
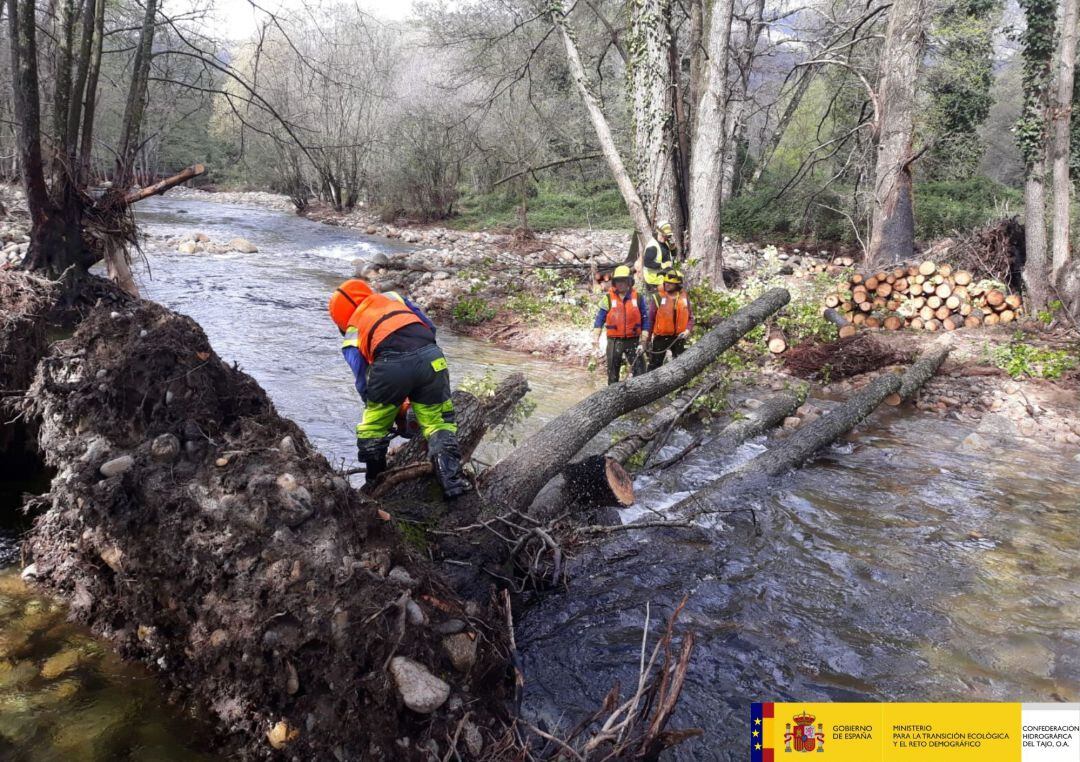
[784, 710, 825, 752]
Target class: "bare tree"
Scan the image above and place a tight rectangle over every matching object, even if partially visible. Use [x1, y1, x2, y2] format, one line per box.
[1018, 0, 1056, 310]
[549, 0, 651, 240]
[866, 0, 927, 269]
[687, 0, 736, 285]
[628, 0, 681, 233]
[1050, 0, 1079, 287]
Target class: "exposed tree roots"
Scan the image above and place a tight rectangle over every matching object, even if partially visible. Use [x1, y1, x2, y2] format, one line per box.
[8, 285, 516, 759]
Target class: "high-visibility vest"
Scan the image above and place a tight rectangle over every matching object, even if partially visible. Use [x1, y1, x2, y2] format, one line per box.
[652, 291, 690, 336]
[643, 238, 674, 286]
[604, 288, 642, 338]
[342, 291, 424, 363]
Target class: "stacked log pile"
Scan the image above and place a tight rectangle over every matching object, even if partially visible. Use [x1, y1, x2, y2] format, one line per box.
[823, 261, 1023, 335]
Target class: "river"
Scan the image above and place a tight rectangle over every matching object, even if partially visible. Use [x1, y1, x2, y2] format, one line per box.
[1, 196, 1077, 759]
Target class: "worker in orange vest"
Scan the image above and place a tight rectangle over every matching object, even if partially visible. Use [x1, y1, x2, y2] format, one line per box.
[592, 265, 651, 385]
[646, 271, 694, 371]
[328, 279, 470, 499]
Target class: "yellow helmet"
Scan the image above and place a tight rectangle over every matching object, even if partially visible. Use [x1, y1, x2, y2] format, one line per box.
[656, 221, 673, 237]
[662, 271, 684, 286]
[612, 265, 633, 280]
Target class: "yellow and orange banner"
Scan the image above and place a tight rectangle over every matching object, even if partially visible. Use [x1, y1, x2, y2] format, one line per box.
[750, 702, 1080, 761]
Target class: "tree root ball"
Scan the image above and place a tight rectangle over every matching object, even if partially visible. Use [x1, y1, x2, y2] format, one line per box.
[13, 289, 510, 760]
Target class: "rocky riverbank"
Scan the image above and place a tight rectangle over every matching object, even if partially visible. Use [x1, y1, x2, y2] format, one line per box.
[8, 183, 1079, 453]
[0, 185, 29, 269]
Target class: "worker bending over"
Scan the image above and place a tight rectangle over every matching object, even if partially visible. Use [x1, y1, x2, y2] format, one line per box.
[593, 265, 651, 385]
[328, 279, 471, 499]
[642, 220, 678, 294]
[646, 271, 693, 371]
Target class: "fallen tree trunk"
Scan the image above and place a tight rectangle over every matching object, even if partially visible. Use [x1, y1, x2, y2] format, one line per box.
[672, 342, 948, 519]
[371, 374, 529, 501]
[605, 370, 727, 465]
[563, 454, 635, 508]
[386, 373, 528, 471]
[897, 338, 951, 400]
[672, 373, 901, 519]
[527, 372, 725, 521]
[120, 163, 206, 205]
[481, 288, 791, 515]
[14, 292, 512, 759]
[710, 391, 804, 451]
[529, 387, 802, 523]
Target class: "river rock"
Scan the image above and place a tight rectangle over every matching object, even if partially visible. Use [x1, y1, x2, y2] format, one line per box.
[99, 455, 134, 477]
[464, 720, 483, 756]
[389, 657, 450, 714]
[20, 563, 38, 581]
[150, 433, 181, 462]
[387, 566, 418, 588]
[405, 599, 426, 626]
[432, 618, 466, 635]
[442, 633, 477, 672]
[228, 237, 258, 253]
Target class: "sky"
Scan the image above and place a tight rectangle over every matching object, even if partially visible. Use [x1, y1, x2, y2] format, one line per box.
[214, 0, 417, 39]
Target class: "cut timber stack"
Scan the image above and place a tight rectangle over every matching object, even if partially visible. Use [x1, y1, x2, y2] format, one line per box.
[823, 260, 1023, 334]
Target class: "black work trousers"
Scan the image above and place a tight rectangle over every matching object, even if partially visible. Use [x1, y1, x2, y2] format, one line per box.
[605, 336, 645, 385]
[646, 334, 687, 371]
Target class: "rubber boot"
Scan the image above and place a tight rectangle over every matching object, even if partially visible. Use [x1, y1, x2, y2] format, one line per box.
[356, 436, 390, 483]
[427, 430, 472, 500]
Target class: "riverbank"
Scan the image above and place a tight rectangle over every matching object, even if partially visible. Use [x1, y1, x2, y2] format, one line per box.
[4, 190, 1079, 757]
[10, 183, 1080, 452]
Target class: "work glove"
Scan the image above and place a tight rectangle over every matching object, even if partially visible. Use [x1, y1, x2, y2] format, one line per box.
[677, 330, 690, 341]
[640, 331, 651, 346]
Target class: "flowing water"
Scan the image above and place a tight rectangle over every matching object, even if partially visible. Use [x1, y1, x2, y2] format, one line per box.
[2, 196, 1077, 759]
[0, 195, 601, 759]
[519, 410, 1080, 759]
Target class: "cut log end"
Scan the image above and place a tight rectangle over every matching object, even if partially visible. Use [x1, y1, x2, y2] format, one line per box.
[563, 455, 635, 508]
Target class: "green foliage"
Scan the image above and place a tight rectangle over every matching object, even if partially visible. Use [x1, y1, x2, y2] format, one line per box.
[396, 515, 440, 551]
[1016, 0, 1058, 166]
[722, 176, 1021, 244]
[990, 334, 1077, 379]
[451, 296, 496, 325]
[1037, 300, 1063, 324]
[448, 180, 632, 231]
[624, 450, 647, 470]
[457, 371, 537, 443]
[506, 269, 594, 327]
[915, 178, 1023, 238]
[924, 0, 1000, 179]
[775, 300, 838, 345]
[687, 285, 747, 327]
[722, 186, 850, 242]
[458, 371, 501, 398]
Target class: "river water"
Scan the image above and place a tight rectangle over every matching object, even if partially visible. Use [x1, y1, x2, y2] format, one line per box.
[2, 196, 1078, 759]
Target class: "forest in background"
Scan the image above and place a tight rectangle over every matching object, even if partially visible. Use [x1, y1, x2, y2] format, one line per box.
[2, 0, 1079, 307]
[0, 0, 1031, 233]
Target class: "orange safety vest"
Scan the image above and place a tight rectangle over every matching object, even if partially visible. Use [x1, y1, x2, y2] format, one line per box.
[343, 292, 424, 363]
[652, 291, 689, 336]
[604, 288, 642, 338]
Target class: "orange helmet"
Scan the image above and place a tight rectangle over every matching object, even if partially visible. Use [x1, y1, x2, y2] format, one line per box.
[328, 279, 373, 331]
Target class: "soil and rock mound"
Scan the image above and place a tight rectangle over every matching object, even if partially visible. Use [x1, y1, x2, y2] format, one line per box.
[2, 271, 513, 760]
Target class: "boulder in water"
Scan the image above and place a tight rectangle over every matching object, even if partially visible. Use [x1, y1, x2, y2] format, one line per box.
[228, 238, 258, 253]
